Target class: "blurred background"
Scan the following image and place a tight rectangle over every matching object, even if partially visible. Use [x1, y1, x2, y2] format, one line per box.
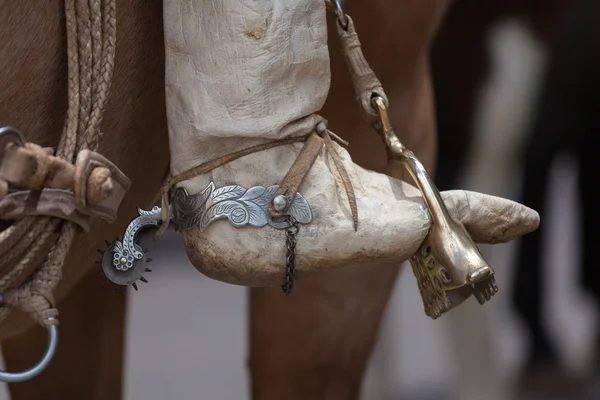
[2, 0, 599, 398]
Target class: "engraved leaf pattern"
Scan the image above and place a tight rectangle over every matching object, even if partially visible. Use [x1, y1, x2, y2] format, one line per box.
[113, 241, 124, 254]
[174, 192, 204, 228]
[289, 193, 312, 223]
[243, 201, 268, 227]
[175, 189, 202, 213]
[211, 185, 246, 203]
[138, 206, 161, 217]
[200, 200, 249, 231]
[250, 185, 278, 209]
[192, 182, 215, 210]
[238, 186, 266, 202]
[175, 181, 312, 232]
[173, 184, 215, 229]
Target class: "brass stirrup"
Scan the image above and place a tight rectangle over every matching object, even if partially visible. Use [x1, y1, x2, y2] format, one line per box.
[371, 96, 498, 319]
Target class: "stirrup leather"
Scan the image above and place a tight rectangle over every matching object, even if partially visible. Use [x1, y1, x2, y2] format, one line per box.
[328, 3, 499, 319]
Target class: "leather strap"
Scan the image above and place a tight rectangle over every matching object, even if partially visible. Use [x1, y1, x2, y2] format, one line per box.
[267, 128, 358, 230]
[0, 141, 130, 224]
[269, 133, 324, 219]
[335, 15, 389, 124]
[0, 143, 73, 191]
[0, 190, 91, 232]
[321, 130, 358, 230]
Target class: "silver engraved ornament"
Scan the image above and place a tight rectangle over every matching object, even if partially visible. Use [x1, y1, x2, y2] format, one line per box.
[101, 182, 312, 294]
[172, 182, 312, 232]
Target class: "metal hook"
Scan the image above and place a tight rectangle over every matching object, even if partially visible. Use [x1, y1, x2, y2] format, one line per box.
[0, 317, 58, 383]
[326, 0, 349, 30]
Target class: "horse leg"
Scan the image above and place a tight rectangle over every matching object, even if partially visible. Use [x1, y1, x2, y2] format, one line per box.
[247, 2, 441, 396]
[249, 263, 400, 399]
[248, 37, 439, 398]
[2, 270, 127, 400]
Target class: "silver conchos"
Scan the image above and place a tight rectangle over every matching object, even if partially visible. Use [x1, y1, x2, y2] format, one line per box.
[172, 182, 312, 231]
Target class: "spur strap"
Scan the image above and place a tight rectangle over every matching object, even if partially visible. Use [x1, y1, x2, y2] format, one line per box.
[268, 133, 324, 218]
[269, 125, 358, 230]
[330, 12, 390, 124]
[163, 121, 358, 233]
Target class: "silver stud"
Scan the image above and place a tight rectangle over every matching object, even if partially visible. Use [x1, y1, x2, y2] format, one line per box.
[272, 195, 288, 212]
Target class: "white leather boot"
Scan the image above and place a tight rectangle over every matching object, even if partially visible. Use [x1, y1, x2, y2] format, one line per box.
[116, 0, 539, 319]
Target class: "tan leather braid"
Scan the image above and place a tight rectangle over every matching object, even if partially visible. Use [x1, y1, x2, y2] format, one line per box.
[0, 219, 36, 276]
[57, 0, 81, 159]
[0, 221, 56, 282]
[87, 0, 116, 151]
[75, 0, 93, 153]
[0, 0, 117, 326]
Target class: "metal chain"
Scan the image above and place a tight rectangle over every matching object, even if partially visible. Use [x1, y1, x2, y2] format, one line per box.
[282, 215, 299, 296]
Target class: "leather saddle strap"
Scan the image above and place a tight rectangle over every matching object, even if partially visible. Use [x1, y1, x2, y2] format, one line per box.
[165, 135, 311, 190]
[334, 14, 389, 125]
[322, 130, 358, 230]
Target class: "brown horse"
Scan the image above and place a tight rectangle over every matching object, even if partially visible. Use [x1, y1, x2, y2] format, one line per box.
[0, 0, 446, 399]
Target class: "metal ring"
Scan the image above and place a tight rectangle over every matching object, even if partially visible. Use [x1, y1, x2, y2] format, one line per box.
[327, 0, 349, 30]
[0, 126, 25, 162]
[0, 126, 25, 145]
[0, 317, 58, 383]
